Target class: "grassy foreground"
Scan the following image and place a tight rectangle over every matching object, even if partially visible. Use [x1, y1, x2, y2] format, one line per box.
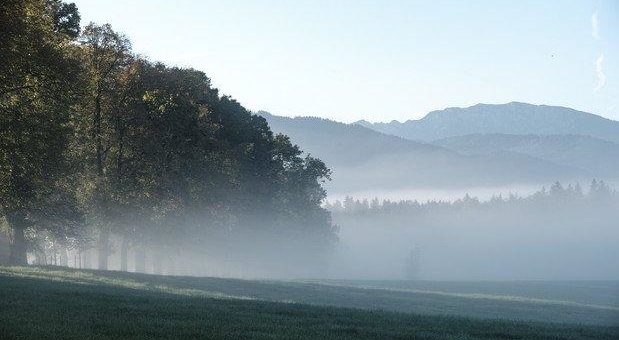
[0, 266, 617, 340]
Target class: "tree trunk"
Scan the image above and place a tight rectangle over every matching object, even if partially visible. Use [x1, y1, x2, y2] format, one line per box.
[134, 246, 145, 273]
[34, 250, 45, 265]
[94, 89, 103, 178]
[82, 248, 91, 269]
[120, 236, 129, 272]
[97, 230, 110, 270]
[7, 212, 28, 266]
[59, 246, 68, 267]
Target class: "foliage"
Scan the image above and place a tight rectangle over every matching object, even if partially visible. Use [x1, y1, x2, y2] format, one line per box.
[0, 1, 336, 271]
[0, 0, 83, 264]
[326, 180, 617, 216]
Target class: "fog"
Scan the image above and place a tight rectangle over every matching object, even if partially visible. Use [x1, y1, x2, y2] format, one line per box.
[3, 180, 615, 282]
[17, 223, 334, 279]
[327, 183, 543, 203]
[325, 181, 619, 281]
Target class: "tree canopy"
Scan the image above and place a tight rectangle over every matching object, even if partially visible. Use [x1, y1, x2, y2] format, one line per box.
[0, 0, 336, 276]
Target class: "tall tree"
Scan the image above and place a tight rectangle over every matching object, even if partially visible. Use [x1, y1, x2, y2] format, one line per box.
[76, 23, 132, 270]
[2, 1, 337, 271]
[0, 0, 81, 265]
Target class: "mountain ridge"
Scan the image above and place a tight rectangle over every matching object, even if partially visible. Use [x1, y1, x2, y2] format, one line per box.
[257, 110, 451, 168]
[257, 110, 589, 193]
[433, 133, 619, 178]
[355, 102, 619, 143]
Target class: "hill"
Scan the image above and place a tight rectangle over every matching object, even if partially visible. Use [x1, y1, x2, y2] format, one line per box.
[356, 102, 619, 143]
[259, 111, 585, 193]
[0, 266, 617, 340]
[434, 134, 619, 178]
[258, 111, 444, 168]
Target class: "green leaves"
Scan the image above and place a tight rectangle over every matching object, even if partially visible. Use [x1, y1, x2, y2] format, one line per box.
[1, 1, 336, 268]
[0, 0, 84, 263]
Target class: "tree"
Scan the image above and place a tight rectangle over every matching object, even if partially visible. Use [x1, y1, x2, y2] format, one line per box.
[2, 1, 338, 272]
[0, 0, 81, 265]
[75, 23, 132, 270]
[46, 0, 80, 38]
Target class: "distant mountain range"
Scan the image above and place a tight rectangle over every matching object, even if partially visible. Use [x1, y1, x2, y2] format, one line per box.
[258, 102, 619, 195]
[356, 102, 619, 143]
[434, 134, 619, 178]
[258, 110, 590, 194]
[258, 111, 443, 168]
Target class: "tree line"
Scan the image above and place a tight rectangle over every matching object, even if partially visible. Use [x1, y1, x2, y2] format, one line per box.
[0, 0, 337, 274]
[326, 180, 616, 216]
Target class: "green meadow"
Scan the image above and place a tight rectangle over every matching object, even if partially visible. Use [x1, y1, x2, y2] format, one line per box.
[0, 266, 617, 339]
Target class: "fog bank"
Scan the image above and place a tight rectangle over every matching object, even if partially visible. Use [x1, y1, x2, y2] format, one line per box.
[326, 181, 619, 280]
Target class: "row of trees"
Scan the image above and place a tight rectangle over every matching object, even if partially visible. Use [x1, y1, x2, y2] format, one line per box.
[326, 180, 616, 215]
[1, 0, 336, 274]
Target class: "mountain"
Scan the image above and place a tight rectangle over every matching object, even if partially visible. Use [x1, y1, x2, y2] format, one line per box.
[258, 111, 585, 194]
[258, 111, 445, 168]
[356, 102, 619, 143]
[434, 134, 619, 178]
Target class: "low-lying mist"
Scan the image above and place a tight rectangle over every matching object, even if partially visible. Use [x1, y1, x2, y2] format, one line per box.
[325, 180, 619, 281]
[16, 222, 335, 279]
[3, 180, 617, 281]
[327, 183, 543, 203]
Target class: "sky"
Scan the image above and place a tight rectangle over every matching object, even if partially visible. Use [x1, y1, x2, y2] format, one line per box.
[72, 0, 619, 123]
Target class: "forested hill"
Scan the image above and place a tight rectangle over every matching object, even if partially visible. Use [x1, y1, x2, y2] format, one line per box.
[0, 0, 335, 275]
[434, 134, 619, 178]
[259, 111, 585, 193]
[356, 102, 619, 143]
[257, 111, 448, 167]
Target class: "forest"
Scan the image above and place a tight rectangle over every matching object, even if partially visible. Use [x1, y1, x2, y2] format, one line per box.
[0, 0, 337, 277]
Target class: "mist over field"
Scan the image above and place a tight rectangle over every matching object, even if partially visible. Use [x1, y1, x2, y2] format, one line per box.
[327, 182, 619, 281]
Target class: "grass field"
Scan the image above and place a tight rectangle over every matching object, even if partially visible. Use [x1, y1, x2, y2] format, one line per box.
[0, 266, 617, 339]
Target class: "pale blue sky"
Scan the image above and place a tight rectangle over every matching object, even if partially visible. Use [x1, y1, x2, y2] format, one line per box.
[73, 0, 618, 122]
